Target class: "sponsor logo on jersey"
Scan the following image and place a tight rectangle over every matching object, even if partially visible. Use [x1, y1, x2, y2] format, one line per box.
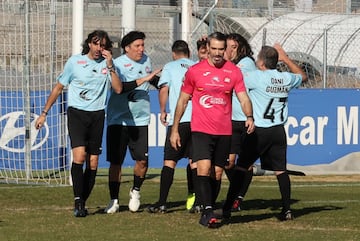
[199, 95, 226, 108]
[203, 71, 211, 76]
[77, 60, 87, 65]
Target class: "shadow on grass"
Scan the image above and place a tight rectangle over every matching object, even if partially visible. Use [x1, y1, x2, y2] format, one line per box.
[92, 200, 186, 215]
[218, 198, 343, 226]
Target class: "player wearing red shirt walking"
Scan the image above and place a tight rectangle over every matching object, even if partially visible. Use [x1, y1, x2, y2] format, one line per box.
[170, 32, 255, 228]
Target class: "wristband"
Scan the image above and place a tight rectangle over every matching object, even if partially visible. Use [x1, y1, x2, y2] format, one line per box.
[42, 110, 48, 116]
[247, 115, 254, 119]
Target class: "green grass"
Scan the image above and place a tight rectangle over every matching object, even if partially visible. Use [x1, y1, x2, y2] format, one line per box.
[1, 168, 360, 241]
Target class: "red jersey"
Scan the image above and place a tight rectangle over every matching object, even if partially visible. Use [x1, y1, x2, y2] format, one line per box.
[182, 59, 245, 135]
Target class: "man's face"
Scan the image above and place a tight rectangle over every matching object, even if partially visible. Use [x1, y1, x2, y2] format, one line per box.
[197, 46, 208, 61]
[125, 39, 145, 62]
[88, 38, 106, 60]
[207, 38, 226, 67]
[225, 39, 238, 62]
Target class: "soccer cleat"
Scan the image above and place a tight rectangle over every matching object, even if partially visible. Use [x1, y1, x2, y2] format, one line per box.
[280, 210, 294, 221]
[128, 189, 141, 212]
[186, 193, 196, 210]
[147, 203, 167, 214]
[104, 199, 119, 214]
[231, 197, 242, 212]
[73, 199, 87, 218]
[199, 210, 220, 228]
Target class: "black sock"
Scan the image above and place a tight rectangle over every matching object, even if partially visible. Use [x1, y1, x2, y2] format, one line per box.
[238, 169, 253, 199]
[191, 168, 199, 205]
[186, 164, 193, 194]
[211, 178, 221, 207]
[133, 175, 145, 191]
[109, 181, 120, 200]
[158, 166, 174, 205]
[197, 175, 213, 210]
[223, 169, 245, 211]
[224, 168, 235, 181]
[277, 172, 291, 211]
[83, 169, 97, 202]
[71, 162, 84, 200]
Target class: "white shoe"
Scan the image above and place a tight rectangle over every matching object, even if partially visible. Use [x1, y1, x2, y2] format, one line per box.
[128, 189, 141, 212]
[104, 199, 119, 214]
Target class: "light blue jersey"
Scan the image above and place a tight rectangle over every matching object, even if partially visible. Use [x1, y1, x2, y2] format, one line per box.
[157, 58, 195, 125]
[107, 54, 152, 126]
[232, 57, 257, 121]
[244, 69, 302, 127]
[58, 54, 111, 111]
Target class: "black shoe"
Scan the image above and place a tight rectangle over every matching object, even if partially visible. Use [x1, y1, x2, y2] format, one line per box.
[74, 200, 87, 218]
[199, 210, 220, 228]
[280, 210, 294, 221]
[147, 203, 167, 214]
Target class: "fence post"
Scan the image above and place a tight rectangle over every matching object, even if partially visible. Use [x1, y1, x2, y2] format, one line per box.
[323, 27, 328, 88]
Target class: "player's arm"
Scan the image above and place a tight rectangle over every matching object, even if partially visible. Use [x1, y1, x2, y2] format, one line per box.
[122, 68, 162, 92]
[35, 82, 64, 129]
[236, 91, 255, 134]
[170, 91, 191, 150]
[158, 85, 169, 126]
[274, 43, 308, 82]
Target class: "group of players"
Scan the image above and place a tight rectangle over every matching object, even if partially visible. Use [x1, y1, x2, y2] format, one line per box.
[35, 29, 307, 228]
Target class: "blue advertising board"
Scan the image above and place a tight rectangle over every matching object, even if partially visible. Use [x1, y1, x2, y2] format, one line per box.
[1, 89, 360, 171]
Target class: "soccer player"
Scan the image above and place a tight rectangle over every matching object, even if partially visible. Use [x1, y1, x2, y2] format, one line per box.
[170, 32, 255, 228]
[35, 30, 122, 217]
[147, 40, 195, 213]
[104, 31, 162, 213]
[222, 43, 308, 221]
[223, 33, 257, 211]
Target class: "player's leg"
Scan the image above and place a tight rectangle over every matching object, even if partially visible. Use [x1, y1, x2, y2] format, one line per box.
[128, 126, 149, 212]
[104, 125, 127, 214]
[82, 110, 104, 204]
[67, 107, 92, 217]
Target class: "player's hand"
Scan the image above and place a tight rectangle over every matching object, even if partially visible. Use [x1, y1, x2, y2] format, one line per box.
[245, 118, 255, 134]
[170, 130, 181, 151]
[102, 49, 113, 63]
[35, 115, 46, 129]
[273, 43, 288, 62]
[224, 158, 235, 170]
[160, 112, 169, 126]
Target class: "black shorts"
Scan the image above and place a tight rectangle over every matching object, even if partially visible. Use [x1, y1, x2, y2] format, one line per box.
[237, 125, 287, 171]
[67, 107, 105, 155]
[163, 122, 192, 161]
[230, 120, 247, 154]
[191, 132, 231, 168]
[106, 125, 148, 165]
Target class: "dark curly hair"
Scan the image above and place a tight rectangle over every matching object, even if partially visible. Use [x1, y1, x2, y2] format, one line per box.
[81, 30, 113, 55]
[226, 33, 254, 64]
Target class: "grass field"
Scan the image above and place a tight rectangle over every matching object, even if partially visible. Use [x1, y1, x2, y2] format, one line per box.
[1, 168, 360, 241]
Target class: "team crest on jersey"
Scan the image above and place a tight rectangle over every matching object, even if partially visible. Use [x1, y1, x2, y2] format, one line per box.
[145, 66, 151, 73]
[224, 77, 230, 83]
[102, 68, 107, 74]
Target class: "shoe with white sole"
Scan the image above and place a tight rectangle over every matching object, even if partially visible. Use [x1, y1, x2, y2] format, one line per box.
[128, 189, 141, 212]
[104, 199, 119, 214]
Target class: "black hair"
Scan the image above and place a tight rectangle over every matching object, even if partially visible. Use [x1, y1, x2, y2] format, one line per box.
[172, 40, 190, 57]
[81, 30, 112, 55]
[120, 31, 146, 50]
[196, 38, 207, 51]
[207, 32, 227, 49]
[226, 33, 255, 64]
[258, 45, 278, 69]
